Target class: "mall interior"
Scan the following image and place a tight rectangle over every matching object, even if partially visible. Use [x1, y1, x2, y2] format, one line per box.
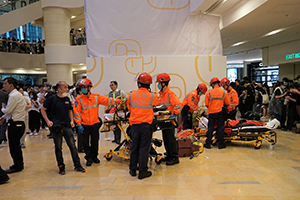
[1, 0, 300, 199]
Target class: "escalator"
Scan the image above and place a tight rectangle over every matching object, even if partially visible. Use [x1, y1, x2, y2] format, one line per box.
[0, 0, 43, 35]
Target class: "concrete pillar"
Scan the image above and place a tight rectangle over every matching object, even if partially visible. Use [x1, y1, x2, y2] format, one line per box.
[43, 7, 72, 85]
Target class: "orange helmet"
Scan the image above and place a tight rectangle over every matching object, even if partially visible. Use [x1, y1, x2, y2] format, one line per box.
[156, 73, 170, 82]
[220, 77, 230, 87]
[198, 83, 207, 94]
[138, 72, 152, 84]
[210, 77, 220, 85]
[79, 78, 93, 87]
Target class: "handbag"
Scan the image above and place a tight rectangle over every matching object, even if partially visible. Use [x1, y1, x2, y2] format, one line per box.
[262, 94, 269, 104]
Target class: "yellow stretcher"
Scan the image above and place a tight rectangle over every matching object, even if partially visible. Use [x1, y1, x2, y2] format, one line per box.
[102, 109, 173, 164]
[194, 116, 277, 149]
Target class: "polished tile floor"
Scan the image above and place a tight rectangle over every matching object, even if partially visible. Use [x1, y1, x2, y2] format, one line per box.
[1, 129, 300, 200]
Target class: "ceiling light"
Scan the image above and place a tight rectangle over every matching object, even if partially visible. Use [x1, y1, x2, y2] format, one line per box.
[232, 41, 245, 46]
[265, 29, 283, 36]
[79, 63, 84, 65]
[71, 16, 76, 19]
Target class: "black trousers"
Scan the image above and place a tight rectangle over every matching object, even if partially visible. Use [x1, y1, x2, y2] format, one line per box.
[205, 112, 225, 145]
[129, 123, 152, 172]
[181, 110, 193, 130]
[29, 110, 40, 133]
[161, 122, 178, 159]
[82, 123, 101, 160]
[227, 109, 237, 120]
[287, 108, 297, 130]
[40, 111, 46, 129]
[7, 120, 25, 170]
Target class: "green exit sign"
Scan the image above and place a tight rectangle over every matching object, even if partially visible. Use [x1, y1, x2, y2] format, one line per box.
[286, 52, 300, 60]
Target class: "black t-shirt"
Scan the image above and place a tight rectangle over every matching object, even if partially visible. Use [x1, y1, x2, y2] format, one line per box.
[43, 95, 72, 127]
[45, 91, 55, 99]
[274, 88, 282, 96]
[288, 93, 297, 110]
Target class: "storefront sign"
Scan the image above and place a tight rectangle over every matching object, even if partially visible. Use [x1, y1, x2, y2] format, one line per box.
[286, 52, 300, 60]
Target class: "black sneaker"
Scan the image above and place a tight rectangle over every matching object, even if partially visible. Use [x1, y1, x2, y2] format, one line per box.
[74, 165, 85, 173]
[92, 157, 100, 164]
[0, 174, 9, 185]
[138, 171, 152, 179]
[161, 156, 171, 162]
[204, 143, 211, 149]
[129, 169, 136, 176]
[218, 143, 226, 149]
[166, 157, 180, 166]
[86, 159, 93, 166]
[58, 165, 65, 175]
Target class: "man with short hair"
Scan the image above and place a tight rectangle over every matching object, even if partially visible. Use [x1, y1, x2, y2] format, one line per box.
[41, 81, 85, 175]
[0, 82, 8, 146]
[108, 81, 128, 144]
[0, 77, 26, 173]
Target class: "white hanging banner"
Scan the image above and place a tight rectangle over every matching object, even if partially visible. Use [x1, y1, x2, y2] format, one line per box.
[85, 0, 223, 57]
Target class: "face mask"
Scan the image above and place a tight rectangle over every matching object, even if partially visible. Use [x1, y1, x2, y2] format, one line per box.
[298, 81, 300, 84]
[30, 95, 33, 98]
[34, 89, 38, 92]
[43, 87, 46, 90]
[62, 92, 68, 97]
[81, 88, 88, 95]
[157, 83, 162, 90]
[282, 86, 285, 89]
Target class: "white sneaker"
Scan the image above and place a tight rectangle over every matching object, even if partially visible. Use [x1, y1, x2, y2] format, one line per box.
[34, 132, 39, 136]
[45, 127, 49, 131]
[29, 132, 34, 136]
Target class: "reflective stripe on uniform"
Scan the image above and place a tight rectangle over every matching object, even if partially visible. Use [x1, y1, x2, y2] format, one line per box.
[79, 96, 99, 110]
[129, 92, 154, 109]
[74, 113, 81, 116]
[74, 117, 82, 120]
[209, 90, 225, 101]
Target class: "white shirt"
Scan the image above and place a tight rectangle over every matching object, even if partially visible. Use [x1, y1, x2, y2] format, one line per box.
[1, 89, 26, 122]
[24, 96, 31, 117]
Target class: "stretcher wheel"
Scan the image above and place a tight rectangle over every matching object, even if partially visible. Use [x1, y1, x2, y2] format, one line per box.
[254, 145, 261, 149]
[104, 153, 113, 161]
[155, 156, 163, 165]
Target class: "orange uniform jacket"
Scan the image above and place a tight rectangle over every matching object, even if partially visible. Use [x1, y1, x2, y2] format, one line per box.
[205, 86, 230, 114]
[159, 87, 182, 115]
[73, 92, 120, 125]
[226, 86, 239, 112]
[182, 89, 200, 113]
[127, 88, 160, 125]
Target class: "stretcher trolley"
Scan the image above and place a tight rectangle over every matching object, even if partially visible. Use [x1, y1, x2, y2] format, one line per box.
[102, 105, 170, 164]
[195, 116, 279, 149]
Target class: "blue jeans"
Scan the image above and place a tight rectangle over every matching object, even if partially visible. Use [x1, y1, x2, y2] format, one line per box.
[52, 126, 81, 167]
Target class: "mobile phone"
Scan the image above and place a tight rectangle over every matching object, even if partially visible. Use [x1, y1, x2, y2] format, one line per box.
[3, 103, 6, 108]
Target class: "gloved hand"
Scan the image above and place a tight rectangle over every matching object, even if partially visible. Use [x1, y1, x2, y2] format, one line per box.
[78, 125, 84, 134]
[169, 115, 176, 119]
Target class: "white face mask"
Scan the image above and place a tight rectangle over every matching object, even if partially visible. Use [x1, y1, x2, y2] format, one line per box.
[62, 92, 68, 97]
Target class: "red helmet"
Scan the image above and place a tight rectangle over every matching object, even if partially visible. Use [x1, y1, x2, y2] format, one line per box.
[138, 72, 152, 84]
[156, 73, 170, 82]
[220, 77, 230, 87]
[210, 77, 220, 85]
[79, 78, 93, 87]
[198, 83, 207, 94]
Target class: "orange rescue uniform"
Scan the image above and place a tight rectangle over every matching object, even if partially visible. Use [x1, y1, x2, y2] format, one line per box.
[127, 88, 160, 125]
[159, 87, 182, 115]
[182, 89, 200, 113]
[73, 92, 121, 125]
[205, 86, 230, 114]
[226, 86, 239, 112]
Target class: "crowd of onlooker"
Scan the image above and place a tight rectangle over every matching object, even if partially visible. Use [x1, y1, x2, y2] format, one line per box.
[231, 76, 300, 132]
[70, 28, 86, 46]
[0, 36, 45, 54]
